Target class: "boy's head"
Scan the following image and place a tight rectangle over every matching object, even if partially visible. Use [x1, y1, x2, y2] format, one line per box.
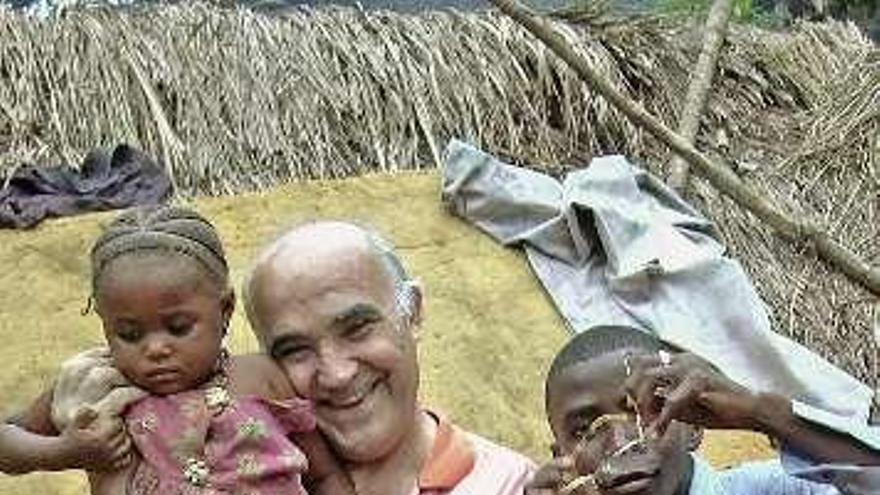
[90, 205, 234, 395]
[545, 326, 700, 495]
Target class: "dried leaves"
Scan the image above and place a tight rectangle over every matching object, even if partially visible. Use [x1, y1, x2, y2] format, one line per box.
[0, 4, 877, 383]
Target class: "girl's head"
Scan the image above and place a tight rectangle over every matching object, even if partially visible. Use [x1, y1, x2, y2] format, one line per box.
[90, 205, 234, 396]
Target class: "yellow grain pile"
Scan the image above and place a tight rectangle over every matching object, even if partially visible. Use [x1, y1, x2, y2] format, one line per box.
[0, 172, 772, 494]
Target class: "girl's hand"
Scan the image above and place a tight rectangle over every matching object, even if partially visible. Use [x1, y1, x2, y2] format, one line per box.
[294, 429, 356, 495]
[53, 347, 146, 431]
[59, 407, 134, 472]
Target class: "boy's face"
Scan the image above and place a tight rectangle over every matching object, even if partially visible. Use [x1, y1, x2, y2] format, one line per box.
[546, 348, 696, 495]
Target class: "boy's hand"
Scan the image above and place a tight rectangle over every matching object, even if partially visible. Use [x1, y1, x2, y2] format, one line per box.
[60, 407, 133, 472]
[623, 351, 760, 435]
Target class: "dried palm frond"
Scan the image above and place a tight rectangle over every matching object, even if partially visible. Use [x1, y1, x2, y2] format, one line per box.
[0, 4, 877, 385]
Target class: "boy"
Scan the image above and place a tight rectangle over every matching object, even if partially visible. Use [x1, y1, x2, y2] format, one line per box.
[529, 325, 880, 494]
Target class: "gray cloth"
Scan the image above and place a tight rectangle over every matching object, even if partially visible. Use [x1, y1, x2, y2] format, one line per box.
[441, 139, 872, 419]
[0, 144, 170, 229]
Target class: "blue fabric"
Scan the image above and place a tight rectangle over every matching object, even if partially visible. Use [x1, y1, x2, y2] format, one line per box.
[780, 447, 880, 495]
[690, 456, 842, 495]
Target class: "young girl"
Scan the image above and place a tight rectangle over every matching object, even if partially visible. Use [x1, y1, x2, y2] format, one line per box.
[0, 205, 355, 495]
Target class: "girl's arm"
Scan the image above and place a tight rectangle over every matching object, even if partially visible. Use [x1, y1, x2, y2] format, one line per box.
[6, 388, 58, 435]
[295, 430, 356, 495]
[2, 407, 130, 474]
[2, 387, 66, 474]
[229, 354, 356, 494]
[3, 348, 146, 477]
[0, 422, 75, 474]
[228, 353, 297, 399]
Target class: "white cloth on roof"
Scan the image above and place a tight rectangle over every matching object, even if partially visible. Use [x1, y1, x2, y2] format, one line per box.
[440, 138, 872, 419]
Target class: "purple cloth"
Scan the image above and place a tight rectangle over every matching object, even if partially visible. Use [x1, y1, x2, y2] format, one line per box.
[0, 144, 171, 229]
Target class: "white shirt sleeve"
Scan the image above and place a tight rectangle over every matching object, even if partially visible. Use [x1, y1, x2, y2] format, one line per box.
[791, 400, 880, 451]
[723, 460, 841, 494]
[690, 456, 840, 495]
[781, 448, 880, 495]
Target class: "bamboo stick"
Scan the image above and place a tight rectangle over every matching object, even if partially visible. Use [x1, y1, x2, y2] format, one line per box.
[667, 0, 734, 192]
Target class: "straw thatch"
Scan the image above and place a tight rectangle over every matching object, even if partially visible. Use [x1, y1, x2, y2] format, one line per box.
[0, 4, 877, 386]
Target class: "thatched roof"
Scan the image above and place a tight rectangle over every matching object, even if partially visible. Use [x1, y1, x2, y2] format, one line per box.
[0, 4, 877, 386]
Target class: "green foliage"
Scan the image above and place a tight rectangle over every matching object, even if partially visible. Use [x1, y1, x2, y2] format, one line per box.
[634, 0, 781, 25]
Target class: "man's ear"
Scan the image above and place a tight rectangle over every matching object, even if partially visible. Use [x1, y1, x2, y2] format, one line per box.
[407, 282, 424, 334]
[221, 288, 236, 335]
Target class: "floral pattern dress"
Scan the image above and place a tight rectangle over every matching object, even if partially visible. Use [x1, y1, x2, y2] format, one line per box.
[123, 381, 315, 495]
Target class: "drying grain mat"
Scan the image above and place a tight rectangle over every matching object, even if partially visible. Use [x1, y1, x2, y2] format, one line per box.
[0, 172, 772, 494]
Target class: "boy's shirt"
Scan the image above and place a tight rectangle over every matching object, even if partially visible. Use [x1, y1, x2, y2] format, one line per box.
[689, 400, 880, 495]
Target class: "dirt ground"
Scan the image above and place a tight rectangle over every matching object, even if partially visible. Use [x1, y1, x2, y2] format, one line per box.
[0, 172, 773, 493]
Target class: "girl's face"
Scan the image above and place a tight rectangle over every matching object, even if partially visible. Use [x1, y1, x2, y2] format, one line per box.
[95, 253, 233, 396]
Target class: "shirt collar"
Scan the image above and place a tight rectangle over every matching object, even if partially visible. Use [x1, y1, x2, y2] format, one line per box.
[418, 410, 477, 490]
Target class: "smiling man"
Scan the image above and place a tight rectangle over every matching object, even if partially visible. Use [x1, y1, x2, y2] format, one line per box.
[244, 221, 535, 495]
[529, 325, 880, 495]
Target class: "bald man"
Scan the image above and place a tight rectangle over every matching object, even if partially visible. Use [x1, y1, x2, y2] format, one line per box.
[244, 221, 535, 495]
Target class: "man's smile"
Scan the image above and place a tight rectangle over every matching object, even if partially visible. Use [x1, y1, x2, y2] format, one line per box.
[318, 376, 384, 414]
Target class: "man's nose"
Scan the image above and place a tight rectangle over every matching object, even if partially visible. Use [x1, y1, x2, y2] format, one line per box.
[315, 344, 358, 390]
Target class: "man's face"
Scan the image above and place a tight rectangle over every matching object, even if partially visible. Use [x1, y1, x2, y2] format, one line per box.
[251, 239, 420, 463]
[547, 349, 695, 495]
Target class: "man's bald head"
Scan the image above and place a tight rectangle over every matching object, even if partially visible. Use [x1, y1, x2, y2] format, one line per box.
[244, 221, 418, 337]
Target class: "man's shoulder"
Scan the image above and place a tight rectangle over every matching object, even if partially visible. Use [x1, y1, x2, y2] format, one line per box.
[449, 427, 535, 494]
[419, 411, 535, 495]
[464, 430, 536, 471]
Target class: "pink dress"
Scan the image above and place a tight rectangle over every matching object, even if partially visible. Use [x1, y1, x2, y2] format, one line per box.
[123, 385, 315, 495]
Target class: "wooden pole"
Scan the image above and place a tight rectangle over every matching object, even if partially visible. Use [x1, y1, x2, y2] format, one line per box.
[667, 0, 735, 192]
